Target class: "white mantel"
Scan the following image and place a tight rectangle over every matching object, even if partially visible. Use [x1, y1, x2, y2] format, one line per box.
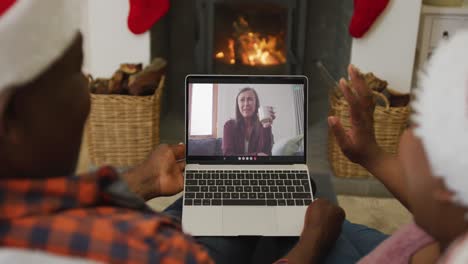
[350, 0, 423, 93]
[79, 0, 151, 78]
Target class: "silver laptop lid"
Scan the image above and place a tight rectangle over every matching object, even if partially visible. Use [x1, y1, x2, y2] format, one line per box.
[185, 75, 308, 165]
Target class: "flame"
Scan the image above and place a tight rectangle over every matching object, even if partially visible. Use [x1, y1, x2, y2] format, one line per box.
[215, 17, 285, 66]
[228, 39, 235, 64]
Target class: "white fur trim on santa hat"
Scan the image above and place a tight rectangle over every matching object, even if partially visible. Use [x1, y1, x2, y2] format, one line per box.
[0, 0, 81, 91]
[413, 30, 468, 208]
[439, 232, 468, 264]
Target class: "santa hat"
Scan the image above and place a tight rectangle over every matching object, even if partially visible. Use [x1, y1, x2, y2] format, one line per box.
[439, 232, 468, 263]
[0, 0, 81, 92]
[412, 30, 468, 208]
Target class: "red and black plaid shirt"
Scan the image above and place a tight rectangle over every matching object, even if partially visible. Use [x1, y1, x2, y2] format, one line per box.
[0, 167, 213, 264]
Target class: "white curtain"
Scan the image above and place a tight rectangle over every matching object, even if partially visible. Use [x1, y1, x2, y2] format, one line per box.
[293, 86, 304, 135]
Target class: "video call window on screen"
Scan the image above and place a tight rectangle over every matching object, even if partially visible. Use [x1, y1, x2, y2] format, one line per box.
[188, 83, 305, 157]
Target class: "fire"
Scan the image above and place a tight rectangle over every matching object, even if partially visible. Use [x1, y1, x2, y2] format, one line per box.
[215, 17, 286, 66]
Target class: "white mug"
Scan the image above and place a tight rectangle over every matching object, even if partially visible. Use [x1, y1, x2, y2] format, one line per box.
[258, 106, 274, 123]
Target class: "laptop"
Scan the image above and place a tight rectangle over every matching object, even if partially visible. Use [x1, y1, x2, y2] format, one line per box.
[182, 75, 314, 236]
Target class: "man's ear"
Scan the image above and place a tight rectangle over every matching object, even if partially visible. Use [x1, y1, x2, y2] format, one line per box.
[433, 177, 455, 204]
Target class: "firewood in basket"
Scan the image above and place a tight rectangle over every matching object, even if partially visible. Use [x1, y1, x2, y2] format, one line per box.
[91, 78, 109, 94]
[108, 70, 126, 94]
[382, 88, 410, 107]
[120, 63, 143, 74]
[128, 69, 164, 95]
[145, 57, 167, 73]
[128, 58, 167, 96]
[347, 72, 388, 93]
[364, 72, 387, 92]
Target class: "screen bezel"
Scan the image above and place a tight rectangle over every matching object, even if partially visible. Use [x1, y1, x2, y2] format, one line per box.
[185, 75, 308, 165]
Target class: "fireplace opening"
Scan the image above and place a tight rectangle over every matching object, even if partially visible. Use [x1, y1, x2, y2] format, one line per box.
[195, 0, 306, 75]
[214, 4, 287, 68]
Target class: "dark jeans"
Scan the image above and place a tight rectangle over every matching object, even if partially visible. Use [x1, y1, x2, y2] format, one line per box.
[322, 221, 389, 264]
[163, 198, 388, 264]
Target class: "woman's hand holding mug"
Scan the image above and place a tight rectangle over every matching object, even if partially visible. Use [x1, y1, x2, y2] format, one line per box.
[259, 106, 275, 128]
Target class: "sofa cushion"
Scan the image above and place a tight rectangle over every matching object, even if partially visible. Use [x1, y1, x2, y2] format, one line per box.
[272, 134, 304, 156]
[188, 138, 222, 156]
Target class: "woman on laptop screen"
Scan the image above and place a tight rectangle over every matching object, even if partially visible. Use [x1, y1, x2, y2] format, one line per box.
[222, 87, 275, 156]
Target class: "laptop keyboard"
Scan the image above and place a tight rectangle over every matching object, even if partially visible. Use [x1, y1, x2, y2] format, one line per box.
[184, 170, 312, 206]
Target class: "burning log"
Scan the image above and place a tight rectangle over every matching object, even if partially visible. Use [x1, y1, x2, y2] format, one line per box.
[215, 16, 286, 66]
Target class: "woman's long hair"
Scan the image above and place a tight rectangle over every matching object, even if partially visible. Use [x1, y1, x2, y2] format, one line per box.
[235, 87, 260, 128]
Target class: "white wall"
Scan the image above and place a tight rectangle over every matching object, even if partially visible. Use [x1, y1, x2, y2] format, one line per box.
[216, 84, 299, 142]
[350, 0, 422, 93]
[80, 0, 150, 78]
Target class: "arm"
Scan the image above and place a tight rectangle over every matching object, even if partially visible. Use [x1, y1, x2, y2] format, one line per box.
[361, 148, 409, 209]
[222, 120, 238, 156]
[328, 64, 409, 209]
[261, 126, 273, 155]
[277, 199, 345, 264]
[280, 238, 322, 263]
[245, 126, 273, 156]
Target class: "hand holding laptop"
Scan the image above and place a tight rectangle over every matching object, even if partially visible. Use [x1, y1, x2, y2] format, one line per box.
[283, 199, 345, 263]
[123, 144, 186, 200]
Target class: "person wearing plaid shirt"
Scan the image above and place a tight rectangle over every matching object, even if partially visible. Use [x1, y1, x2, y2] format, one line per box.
[0, 1, 346, 263]
[0, 166, 213, 264]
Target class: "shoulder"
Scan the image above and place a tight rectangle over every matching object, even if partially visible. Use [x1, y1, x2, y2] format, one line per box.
[224, 119, 237, 129]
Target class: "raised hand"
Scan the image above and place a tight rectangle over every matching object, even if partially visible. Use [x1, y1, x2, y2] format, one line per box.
[328, 64, 380, 166]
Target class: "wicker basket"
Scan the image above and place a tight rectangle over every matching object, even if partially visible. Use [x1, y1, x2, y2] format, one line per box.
[328, 91, 410, 178]
[86, 76, 165, 167]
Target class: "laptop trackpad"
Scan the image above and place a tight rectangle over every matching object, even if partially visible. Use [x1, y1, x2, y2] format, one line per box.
[222, 207, 277, 236]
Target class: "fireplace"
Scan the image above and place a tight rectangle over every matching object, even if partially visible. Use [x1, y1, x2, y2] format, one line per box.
[194, 0, 306, 74]
[151, 1, 353, 137]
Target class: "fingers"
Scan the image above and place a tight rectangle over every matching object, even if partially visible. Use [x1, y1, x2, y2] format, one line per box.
[339, 78, 358, 109]
[328, 116, 352, 150]
[177, 160, 186, 172]
[170, 143, 186, 160]
[262, 120, 272, 128]
[177, 170, 184, 189]
[348, 65, 375, 111]
[339, 77, 367, 129]
[348, 64, 369, 98]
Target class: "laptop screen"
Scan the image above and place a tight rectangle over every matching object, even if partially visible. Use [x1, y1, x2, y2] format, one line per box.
[186, 75, 307, 164]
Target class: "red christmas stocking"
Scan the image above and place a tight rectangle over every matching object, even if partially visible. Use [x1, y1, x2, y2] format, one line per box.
[349, 0, 390, 38]
[128, 0, 170, 35]
[0, 0, 16, 16]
